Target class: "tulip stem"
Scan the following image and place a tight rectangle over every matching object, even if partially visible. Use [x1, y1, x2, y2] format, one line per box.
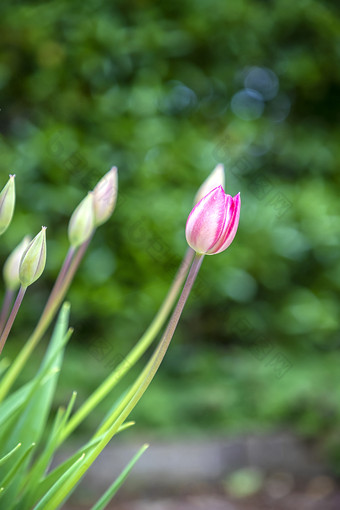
[44, 246, 76, 313]
[37, 236, 92, 337]
[0, 289, 15, 337]
[0, 237, 92, 401]
[93, 252, 204, 439]
[0, 285, 27, 355]
[60, 247, 195, 442]
[49, 253, 204, 501]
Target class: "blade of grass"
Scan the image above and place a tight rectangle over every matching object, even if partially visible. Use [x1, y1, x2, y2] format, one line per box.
[32, 453, 85, 510]
[30, 420, 135, 509]
[0, 443, 36, 496]
[0, 443, 22, 467]
[90, 444, 149, 510]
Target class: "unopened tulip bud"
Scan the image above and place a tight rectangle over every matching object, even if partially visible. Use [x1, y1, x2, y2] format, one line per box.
[3, 235, 31, 291]
[19, 227, 47, 287]
[0, 175, 16, 235]
[68, 192, 95, 248]
[194, 164, 225, 204]
[93, 167, 118, 226]
[186, 186, 241, 255]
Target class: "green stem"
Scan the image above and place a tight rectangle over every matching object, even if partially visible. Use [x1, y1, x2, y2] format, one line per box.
[0, 286, 27, 355]
[43, 246, 76, 317]
[59, 247, 195, 443]
[48, 254, 204, 509]
[37, 238, 91, 339]
[95, 252, 203, 438]
[0, 238, 92, 402]
[0, 289, 15, 337]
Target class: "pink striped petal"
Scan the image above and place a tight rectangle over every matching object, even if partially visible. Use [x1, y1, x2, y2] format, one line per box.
[213, 193, 241, 254]
[185, 185, 241, 256]
[185, 186, 228, 254]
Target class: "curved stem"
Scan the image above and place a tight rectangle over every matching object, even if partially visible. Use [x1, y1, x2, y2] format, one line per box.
[42, 246, 76, 318]
[0, 237, 92, 401]
[0, 286, 27, 355]
[45, 254, 204, 509]
[59, 247, 195, 443]
[36, 238, 91, 338]
[0, 289, 15, 336]
[94, 253, 204, 438]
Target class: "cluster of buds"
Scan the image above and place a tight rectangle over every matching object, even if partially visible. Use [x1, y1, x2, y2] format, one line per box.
[0, 168, 119, 354]
[1, 163, 238, 295]
[68, 167, 118, 248]
[0, 167, 118, 292]
[0, 162, 240, 355]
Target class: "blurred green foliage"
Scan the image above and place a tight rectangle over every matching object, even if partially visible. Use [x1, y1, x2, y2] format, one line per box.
[1, 0, 340, 468]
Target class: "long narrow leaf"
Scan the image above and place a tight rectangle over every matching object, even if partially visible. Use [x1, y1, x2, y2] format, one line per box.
[0, 304, 71, 508]
[30, 419, 134, 509]
[2, 304, 71, 449]
[55, 391, 77, 442]
[32, 453, 85, 510]
[91, 444, 149, 510]
[0, 324, 72, 433]
[18, 407, 65, 501]
[0, 443, 36, 495]
[19, 392, 77, 510]
[0, 443, 22, 467]
[31, 436, 103, 505]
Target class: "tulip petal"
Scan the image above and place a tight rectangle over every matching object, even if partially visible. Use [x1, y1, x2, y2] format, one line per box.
[213, 193, 241, 254]
[186, 186, 228, 254]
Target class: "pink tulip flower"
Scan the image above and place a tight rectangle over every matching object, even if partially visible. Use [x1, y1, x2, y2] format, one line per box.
[185, 186, 241, 255]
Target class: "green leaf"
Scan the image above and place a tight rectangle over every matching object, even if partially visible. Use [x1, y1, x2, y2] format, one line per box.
[0, 443, 36, 496]
[0, 303, 71, 507]
[32, 453, 86, 510]
[0, 318, 72, 437]
[0, 381, 34, 430]
[17, 407, 65, 508]
[0, 358, 10, 377]
[1, 304, 71, 446]
[30, 420, 134, 509]
[0, 443, 22, 467]
[55, 391, 77, 442]
[31, 436, 103, 506]
[91, 444, 149, 510]
[18, 392, 77, 510]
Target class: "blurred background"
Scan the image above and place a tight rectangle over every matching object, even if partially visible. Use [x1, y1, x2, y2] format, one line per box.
[0, 0, 340, 508]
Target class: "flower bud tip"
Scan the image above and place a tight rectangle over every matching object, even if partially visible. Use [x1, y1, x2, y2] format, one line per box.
[194, 163, 225, 204]
[68, 192, 95, 248]
[93, 166, 118, 226]
[19, 227, 47, 287]
[3, 235, 32, 291]
[0, 174, 16, 236]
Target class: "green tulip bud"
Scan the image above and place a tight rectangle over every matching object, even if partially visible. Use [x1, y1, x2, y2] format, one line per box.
[3, 235, 31, 291]
[68, 192, 95, 248]
[0, 175, 16, 236]
[19, 227, 47, 287]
